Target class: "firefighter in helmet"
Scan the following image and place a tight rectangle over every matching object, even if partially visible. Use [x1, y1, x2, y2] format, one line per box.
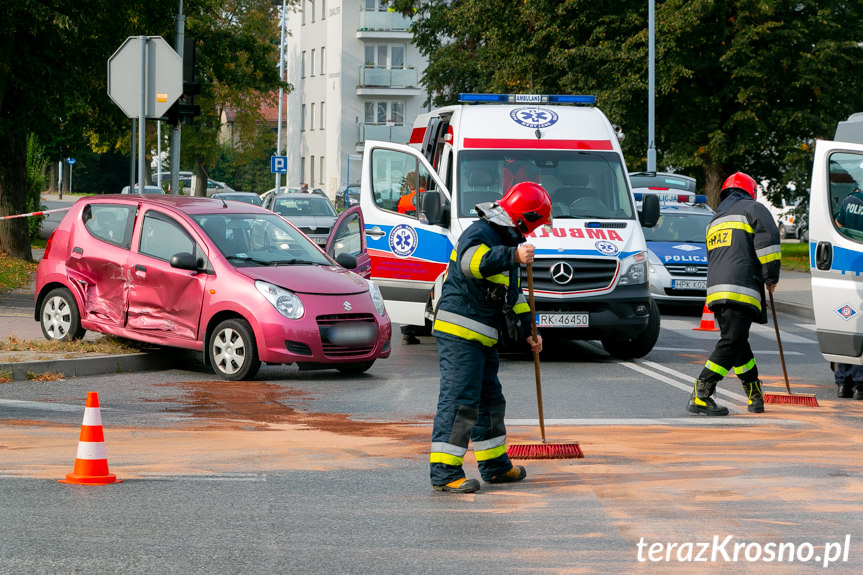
[688, 172, 781, 416]
[429, 182, 552, 493]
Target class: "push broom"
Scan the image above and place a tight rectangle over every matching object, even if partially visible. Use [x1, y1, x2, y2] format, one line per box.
[507, 263, 584, 459]
[763, 291, 819, 407]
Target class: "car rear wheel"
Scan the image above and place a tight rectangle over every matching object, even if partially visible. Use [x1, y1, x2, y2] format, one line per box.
[209, 319, 261, 381]
[40, 287, 85, 341]
[336, 360, 375, 374]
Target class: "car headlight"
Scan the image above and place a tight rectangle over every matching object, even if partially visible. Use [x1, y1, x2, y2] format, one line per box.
[368, 280, 387, 316]
[618, 251, 648, 286]
[646, 250, 663, 276]
[255, 280, 304, 319]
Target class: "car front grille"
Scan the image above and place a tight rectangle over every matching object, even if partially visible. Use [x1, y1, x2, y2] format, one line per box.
[317, 313, 377, 357]
[665, 264, 707, 277]
[521, 258, 619, 292]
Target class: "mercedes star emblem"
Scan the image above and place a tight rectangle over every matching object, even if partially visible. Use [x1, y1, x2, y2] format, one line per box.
[550, 261, 575, 285]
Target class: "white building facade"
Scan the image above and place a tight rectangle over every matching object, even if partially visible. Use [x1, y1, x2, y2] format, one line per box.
[283, 0, 428, 199]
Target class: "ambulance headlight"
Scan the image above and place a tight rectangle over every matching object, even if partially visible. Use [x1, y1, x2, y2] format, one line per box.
[618, 251, 648, 286]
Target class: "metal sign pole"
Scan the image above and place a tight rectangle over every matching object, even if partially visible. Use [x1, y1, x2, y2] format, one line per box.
[138, 36, 147, 194]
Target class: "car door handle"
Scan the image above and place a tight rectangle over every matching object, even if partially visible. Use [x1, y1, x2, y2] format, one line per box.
[72, 246, 83, 255]
[815, 241, 832, 271]
[367, 227, 386, 239]
[135, 264, 147, 272]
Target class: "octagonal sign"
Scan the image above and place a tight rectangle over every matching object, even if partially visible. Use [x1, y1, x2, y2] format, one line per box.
[108, 36, 182, 119]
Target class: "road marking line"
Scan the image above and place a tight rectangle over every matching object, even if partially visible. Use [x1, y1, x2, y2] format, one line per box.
[507, 417, 804, 427]
[640, 360, 750, 403]
[0, 399, 85, 412]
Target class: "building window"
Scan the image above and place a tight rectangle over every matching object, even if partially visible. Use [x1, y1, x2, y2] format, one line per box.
[310, 155, 315, 187]
[320, 102, 325, 130]
[364, 100, 405, 125]
[365, 0, 385, 11]
[301, 2, 306, 25]
[320, 157, 325, 187]
[364, 44, 406, 68]
[310, 0, 315, 23]
[310, 103, 315, 130]
[301, 157, 306, 184]
[311, 49, 316, 76]
[320, 47, 325, 75]
[301, 51, 306, 77]
[321, 0, 326, 19]
[301, 104, 306, 131]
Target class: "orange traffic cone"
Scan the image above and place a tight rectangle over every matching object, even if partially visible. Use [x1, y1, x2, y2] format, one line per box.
[693, 303, 720, 332]
[58, 392, 121, 485]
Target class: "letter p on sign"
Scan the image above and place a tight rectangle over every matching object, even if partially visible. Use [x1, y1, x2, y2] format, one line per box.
[271, 156, 287, 174]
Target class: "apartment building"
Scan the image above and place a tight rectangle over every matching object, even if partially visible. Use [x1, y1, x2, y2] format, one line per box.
[280, 0, 428, 199]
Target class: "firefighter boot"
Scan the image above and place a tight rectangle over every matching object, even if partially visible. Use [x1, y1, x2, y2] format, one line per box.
[433, 477, 481, 494]
[742, 380, 765, 413]
[486, 465, 527, 484]
[687, 379, 729, 416]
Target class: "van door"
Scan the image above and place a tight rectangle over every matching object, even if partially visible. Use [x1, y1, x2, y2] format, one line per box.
[810, 140, 863, 364]
[360, 141, 452, 326]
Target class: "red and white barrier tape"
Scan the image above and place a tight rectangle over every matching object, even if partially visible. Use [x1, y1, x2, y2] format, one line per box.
[0, 207, 70, 221]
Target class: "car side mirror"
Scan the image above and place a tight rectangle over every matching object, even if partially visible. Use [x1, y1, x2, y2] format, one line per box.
[639, 194, 660, 228]
[335, 252, 357, 270]
[421, 191, 448, 227]
[170, 252, 199, 271]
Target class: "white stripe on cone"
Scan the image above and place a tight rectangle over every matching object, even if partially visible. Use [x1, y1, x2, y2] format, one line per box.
[76, 441, 108, 461]
[81, 407, 103, 426]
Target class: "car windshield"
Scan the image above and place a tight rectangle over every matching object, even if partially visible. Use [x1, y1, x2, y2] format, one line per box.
[642, 212, 713, 243]
[193, 213, 333, 266]
[457, 150, 635, 220]
[216, 194, 261, 206]
[272, 196, 337, 217]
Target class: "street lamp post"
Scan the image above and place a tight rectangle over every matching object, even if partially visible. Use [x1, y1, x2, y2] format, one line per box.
[647, 0, 656, 172]
[275, 0, 286, 194]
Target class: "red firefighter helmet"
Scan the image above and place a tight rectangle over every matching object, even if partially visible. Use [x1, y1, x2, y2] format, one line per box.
[497, 182, 553, 235]
[721, 172, 757, 200]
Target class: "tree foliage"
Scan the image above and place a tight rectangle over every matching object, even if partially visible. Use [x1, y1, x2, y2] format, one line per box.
[391, 0, 863, 208]
[0, 0, 287, 259]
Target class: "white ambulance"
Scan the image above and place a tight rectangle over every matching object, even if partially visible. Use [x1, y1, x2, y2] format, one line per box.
[809, 113, 863, 364]
[359, 93, 661, 358]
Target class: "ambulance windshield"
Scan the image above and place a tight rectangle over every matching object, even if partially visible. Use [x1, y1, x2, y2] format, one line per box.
[457, 150, 635, 220]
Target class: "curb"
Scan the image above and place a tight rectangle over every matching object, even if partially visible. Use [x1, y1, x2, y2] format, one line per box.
[0, 351, 181, 381]
[771, 299, 814, 320]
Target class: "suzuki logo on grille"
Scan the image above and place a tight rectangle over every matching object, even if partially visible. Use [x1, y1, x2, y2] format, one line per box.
[685, 265, 698, 274]
[343, 301, 352, 311]
[550, 262, 574, 285]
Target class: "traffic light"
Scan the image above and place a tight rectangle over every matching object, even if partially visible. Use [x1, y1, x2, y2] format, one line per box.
[165, 37, 202, 126]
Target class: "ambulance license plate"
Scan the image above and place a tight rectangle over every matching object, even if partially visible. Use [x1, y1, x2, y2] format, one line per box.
[671, 279, 706, 290]
[536, 313, 589, 328]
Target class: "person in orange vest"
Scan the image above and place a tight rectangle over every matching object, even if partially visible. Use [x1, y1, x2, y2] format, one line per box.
[398, 171, 425, 216]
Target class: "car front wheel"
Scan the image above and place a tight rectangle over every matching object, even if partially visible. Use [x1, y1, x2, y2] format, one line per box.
[40, 287, 85, 341]
[209, 319, 261, 381]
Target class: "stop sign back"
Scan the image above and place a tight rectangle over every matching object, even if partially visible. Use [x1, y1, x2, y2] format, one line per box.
[107, 36, 182, 119]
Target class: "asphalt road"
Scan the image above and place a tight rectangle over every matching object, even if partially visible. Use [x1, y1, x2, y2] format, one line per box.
[2, 308, 862, 574]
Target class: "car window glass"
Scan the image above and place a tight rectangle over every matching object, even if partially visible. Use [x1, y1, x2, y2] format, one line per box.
[330, 212, 363, 258]
[82, 203, 136, 249]
[829, 151, 863, 241]
[139, 211, 206, 266]
[369, 148, 436, 220]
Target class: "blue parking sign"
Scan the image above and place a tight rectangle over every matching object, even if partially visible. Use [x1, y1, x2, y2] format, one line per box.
[271, 156, 287, 173]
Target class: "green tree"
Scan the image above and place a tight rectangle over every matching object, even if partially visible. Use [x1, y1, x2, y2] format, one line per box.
[0, 1, 287, 259]
[392, 0, 863, 207]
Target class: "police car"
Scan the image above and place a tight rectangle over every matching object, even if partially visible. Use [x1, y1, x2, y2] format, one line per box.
[631, 172, 714, 306]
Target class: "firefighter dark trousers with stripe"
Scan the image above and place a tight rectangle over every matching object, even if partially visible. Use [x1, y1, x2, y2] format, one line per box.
[698, 304, 760, 385]
[430, 334, 514, 485]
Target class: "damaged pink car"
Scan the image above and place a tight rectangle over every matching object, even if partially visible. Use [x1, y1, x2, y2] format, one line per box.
[35, 195, 390, 380]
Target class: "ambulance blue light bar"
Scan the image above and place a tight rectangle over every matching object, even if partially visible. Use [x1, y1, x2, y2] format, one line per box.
[458, 93, 596, 105]
[634, 192, 707, 204]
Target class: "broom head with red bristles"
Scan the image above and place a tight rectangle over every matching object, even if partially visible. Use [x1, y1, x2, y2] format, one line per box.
[763, 392, 819, 407]
[507, 442, 584, 460]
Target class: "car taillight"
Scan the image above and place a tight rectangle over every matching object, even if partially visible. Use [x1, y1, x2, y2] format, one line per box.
[43, 230, 57, 260]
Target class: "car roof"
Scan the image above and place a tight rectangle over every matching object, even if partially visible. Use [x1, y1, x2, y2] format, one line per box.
[658, 203, 714, 216]
[91, 194, 267, 215]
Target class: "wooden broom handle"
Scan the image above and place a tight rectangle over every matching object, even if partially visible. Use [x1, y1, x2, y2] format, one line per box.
[527, 263, 546, 443]
[769, 290, 792, 395]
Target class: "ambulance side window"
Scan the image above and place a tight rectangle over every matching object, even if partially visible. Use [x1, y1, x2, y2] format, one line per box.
[370, 148, 436, 221]
[830, 152, 863, 241]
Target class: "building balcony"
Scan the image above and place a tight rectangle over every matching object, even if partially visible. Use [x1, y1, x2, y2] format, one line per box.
[357, 123, 412, 147]
[357, 11, 413, 39]
[358, 65, 419, 89]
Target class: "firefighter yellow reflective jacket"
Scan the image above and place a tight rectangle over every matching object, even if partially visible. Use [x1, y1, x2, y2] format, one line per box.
[705, 190, 781, 323]
[432, 219, 532, 346]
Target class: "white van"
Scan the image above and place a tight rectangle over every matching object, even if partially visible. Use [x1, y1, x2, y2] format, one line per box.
[809, 113, 863, 364]
[360, 93, 661, 358]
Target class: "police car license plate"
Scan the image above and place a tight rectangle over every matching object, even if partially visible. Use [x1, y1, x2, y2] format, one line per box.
[671, 279, 706, 290]
[536, 313, 589, 328]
